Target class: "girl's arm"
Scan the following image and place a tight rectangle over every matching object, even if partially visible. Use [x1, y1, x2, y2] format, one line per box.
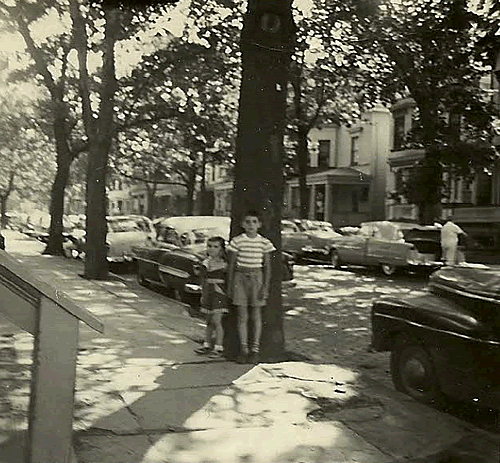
[227, 251, 237, 298]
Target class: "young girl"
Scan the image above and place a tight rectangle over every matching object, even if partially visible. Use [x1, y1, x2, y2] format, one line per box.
[194, 236, 229, 359]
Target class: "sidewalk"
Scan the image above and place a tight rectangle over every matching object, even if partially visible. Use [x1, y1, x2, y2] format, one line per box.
[0, 231, 498, 462]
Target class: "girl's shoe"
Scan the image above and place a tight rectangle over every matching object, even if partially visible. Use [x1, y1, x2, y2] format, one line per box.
[194, 346, 212, 355]
[208, 349, 225, 359]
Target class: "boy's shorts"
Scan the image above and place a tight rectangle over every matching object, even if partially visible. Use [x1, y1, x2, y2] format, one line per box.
[232, 268, 266, 308]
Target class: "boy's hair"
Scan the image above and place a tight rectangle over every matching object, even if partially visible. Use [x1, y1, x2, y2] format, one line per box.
[207, 236, 227, 259]
[242, 209, 262, 221]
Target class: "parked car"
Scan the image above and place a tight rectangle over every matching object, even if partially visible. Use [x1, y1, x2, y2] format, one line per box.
[371, 264, 500, 409]
[327, 221, 443, 275]
[133, 216, 295, 307]
[281, 219, 344, 263]
[64, 215, 155, 262]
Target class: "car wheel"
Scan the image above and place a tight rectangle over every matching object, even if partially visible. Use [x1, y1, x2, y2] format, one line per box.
[137, 272, 149, 287]
[329, 249, 341, 268]
[381, 263, 397, 276]
[391, 336, 443, 406]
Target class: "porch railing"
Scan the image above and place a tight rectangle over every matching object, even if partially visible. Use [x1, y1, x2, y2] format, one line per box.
[0, 249, 104, 463]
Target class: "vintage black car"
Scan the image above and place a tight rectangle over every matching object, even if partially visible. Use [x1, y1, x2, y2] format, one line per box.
[371, 265, 500, 409]
[132, 216, 295, 308]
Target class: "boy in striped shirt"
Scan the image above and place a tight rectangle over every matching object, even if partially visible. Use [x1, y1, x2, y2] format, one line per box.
[227, 210, 276, 364]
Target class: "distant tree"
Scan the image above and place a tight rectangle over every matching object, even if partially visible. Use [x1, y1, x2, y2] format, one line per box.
[0, 93, 56, 227]
[114, 32, 238, 216]
[0, 0, 89, 254]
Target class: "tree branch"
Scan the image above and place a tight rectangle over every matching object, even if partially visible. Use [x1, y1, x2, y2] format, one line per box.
[14, 3, 58, 98]
[69, 0, 95, 138]
[118, 170, 187, 188]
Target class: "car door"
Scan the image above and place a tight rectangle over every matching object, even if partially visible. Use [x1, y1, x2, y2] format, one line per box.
[281, 222, 312, 257]
[366, 223, 409, 266]
[336, 223, 372, 264]
[158, 249, 201, 291]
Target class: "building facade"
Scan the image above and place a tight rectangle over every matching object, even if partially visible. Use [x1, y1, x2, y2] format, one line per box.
[212, 105, 392, 226]
[386, 73, 500, 248]
[107, 177, 188, 218]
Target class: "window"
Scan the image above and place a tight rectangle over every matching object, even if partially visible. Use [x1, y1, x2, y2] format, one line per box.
[393, 114, 406, 150]
[318, 140, 331, 168]
[350, 136, 359, 166]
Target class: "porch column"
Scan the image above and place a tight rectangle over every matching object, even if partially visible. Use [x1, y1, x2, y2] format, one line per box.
[324, 182, 331, 223]
[309, 184, 316, 220]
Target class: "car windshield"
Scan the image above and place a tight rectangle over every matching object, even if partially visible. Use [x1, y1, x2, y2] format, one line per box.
[108, 219, 143, 233]
[191, 227, 228, 243]
[281, 222, 298, 233]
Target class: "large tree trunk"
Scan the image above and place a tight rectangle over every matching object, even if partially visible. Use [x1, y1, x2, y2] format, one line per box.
[297, 125, 309, 219]
[145, 181, 157, 219]
[417, 97, 442, 224]
[0, 195, 8, 229]
[199, 150, 208, 214]
[43, 162, 70, 255]
[83, 6, 118, 279]
[0, 170, 14, 229]
[186, 167, 197, 216]
[228, 0, 295, 362]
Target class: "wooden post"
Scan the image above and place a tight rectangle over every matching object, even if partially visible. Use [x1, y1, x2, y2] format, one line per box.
[28, 297, 79, 463]
[0, 250, 103, 463]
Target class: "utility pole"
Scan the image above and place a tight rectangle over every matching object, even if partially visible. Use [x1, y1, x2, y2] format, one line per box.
[228, 0, 296, 361]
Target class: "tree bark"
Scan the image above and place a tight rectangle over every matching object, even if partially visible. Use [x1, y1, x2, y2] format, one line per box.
[145, 180, 157, 218]
[44, 113, 73, 255]
[228, 0, 295, 361]
[199, 150, 208, 214]
[417, 97, 442, 224]
[297, 125, 309, 219]
[186, 166, 197, 216]
[82, 5, 119, 279]
[0, 196, 8, 229]
[0, 170, 14, 229]
[43, 161, 70, 255]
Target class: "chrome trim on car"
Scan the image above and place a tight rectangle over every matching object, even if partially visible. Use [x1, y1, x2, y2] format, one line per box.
[133, 256, 158, 266]
[184, 283, 202, 293]
[159, 265, 190, 279]
[373, 312, 500, 346]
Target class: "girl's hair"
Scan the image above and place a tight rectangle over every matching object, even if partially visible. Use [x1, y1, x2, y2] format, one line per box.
[207, 236, 227, 260]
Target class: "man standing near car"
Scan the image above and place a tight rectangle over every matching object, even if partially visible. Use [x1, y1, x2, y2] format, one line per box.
[440, 219, 465, 266]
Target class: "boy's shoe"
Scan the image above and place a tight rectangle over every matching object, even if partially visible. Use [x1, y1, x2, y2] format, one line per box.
[236, 353, 248, 364]
[248, 352, 260, 365]
[208, 349, 225, 359]
[194, 346, 212, 355]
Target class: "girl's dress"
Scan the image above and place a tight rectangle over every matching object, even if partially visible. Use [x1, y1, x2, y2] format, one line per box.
[200, 258, 229, 314]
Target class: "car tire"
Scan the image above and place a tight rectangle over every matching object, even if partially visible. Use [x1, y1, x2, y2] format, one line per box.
[381, 263, 397, 276]
[137, 272, 149, 287]
[329, 249, 341, 268]
[390, 335, 443, 406]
